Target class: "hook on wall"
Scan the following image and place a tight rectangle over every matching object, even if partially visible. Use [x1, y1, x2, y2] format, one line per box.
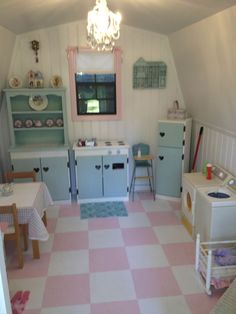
[31, 40, 40, 63]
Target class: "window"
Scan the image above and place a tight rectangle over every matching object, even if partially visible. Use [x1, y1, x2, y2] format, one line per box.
[75, 73, 116, 115]
[67, 47, 122, 121]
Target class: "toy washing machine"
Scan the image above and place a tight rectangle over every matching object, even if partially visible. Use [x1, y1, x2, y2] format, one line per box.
[181, 165, 230, 237]
[195, 176, 236, 241]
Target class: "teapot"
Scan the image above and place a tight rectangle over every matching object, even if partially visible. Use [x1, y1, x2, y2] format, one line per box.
[34, 120, 42, 127]
[1, 183, 13, 196]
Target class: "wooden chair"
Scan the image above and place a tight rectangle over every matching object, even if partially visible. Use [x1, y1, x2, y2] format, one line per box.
[4, 171, 36, 183]
[0, 203, 24, 268]
[4, 171, 37, 251]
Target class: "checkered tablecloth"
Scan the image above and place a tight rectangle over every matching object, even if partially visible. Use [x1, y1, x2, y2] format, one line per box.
[0, 182, 53, 241]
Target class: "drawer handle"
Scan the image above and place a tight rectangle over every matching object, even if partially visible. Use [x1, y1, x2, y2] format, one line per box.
[43, 167, 49, 172]
[95, 165, 101, 170]
[33, 168, 40, 173]
[160, 132, 165, 137]
[159, 156, 164, 160]
[104, 164, 110, 170]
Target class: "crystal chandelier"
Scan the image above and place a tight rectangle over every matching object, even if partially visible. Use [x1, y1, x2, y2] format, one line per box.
[87, 0, 121, 51]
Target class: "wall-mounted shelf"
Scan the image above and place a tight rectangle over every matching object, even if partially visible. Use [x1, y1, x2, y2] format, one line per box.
[133, 58, 167, 89]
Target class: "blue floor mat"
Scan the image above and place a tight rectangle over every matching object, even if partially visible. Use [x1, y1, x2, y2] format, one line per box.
[80, 202, 128, 219]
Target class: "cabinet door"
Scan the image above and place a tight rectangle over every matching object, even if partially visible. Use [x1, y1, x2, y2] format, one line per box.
[158, 122, 184, 148]
[41, 156, 70, 201]
[77, 156, 103, 199]
[156, 147, 182, 197]
[103, 155, 127, 197]
[12, 158, 41, 181]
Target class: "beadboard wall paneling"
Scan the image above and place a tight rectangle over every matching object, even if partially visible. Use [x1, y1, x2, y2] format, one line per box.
[0, 26, 16, 181]
[9, 21, 183, 157]
[192, 120, 236, 176]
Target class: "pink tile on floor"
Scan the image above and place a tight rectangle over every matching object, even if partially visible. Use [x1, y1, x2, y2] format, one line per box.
[59, 204, 80, 217]
[52, 231, 88, 251]
[138, 191, 154, 200]
[122, 227, 159, 246]
[43, 274, 90, 307]
[47, 218, 57, 234]
[91, 300, 140, 314]
[124, 200, 145, 212]
[88, 217, 119, 230]
[162, 242, 195, 266]
[147, 211, 181, 226]
[132, 267, 181, 298]
[184, 292, 224, 314]
[8, 253, 50, 279]
[90, 247, 129, 272]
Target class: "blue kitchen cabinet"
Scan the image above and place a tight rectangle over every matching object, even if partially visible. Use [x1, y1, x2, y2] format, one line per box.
[74, 141, 130, 201]
[10, 152, 70, 201]
[76, 156, 103, 199]
[5, 88, 70, 201]
[156, 119, 192, 198]
[76, 154, 128, 199]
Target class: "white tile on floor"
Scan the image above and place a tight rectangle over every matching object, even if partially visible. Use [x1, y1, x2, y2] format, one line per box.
[89, 229, 124, 249]
[48, 250, 89, 276]
[126, 245, 169, 269]
[90, 270, 136, 303]
[9, 277, 46, 310]
[119, 212, 151, 228]
[171, 265, 205, 295]
[153, 225, 193, 244]
[47, 205, 61, 218]
[142, 199, 173, 212]
[55, 217, 88, 233]
[41, 304, 91, 314]
[139, 296, 191, 314]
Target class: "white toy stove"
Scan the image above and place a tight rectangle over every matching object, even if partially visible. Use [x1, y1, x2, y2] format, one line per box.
[181, 165, 230, 237]
[195, 176, 236, 241]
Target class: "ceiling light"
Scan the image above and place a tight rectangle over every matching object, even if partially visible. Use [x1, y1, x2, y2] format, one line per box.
[87, 0, 121, 51]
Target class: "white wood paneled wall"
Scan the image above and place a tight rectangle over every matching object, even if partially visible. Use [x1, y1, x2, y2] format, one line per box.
[8, 20, 183, 158]
[192, 120, 236, 176]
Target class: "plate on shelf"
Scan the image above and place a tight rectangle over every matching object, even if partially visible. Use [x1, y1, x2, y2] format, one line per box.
[14, 119, 23, 128]
[29, 95, 48, 111]
[25, 119, 33, 128]
[50, 75, 63, 88]
[56, 118, 63, 127]
[9, 76, 22, 88]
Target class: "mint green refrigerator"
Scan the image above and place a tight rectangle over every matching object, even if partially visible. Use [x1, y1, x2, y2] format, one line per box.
[156, 119, 192, 198]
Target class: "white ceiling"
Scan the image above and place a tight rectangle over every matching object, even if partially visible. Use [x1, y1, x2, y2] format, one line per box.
[0, 0, 236, 35]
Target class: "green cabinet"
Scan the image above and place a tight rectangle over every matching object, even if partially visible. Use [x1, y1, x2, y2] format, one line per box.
[74, 142, 129, 201]
[4, 88, 68, 149]
[11, 152, 70, 201]
[4, 88, 70, 201]
[156, 119, 192, 198]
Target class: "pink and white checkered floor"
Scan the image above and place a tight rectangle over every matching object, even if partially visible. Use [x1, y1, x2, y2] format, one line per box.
[6, 192, 224, 314]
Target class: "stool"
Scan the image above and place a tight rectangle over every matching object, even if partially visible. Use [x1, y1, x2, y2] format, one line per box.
[130, 151, 155, 201]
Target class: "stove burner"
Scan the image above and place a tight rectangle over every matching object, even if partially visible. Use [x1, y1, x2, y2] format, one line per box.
[105, 141, 112, 146]
[118, 141, 125, 145]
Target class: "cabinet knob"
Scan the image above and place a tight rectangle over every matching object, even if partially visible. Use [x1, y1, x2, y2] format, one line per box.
[95, 165, 101, 170]
[160, 132, 165, 137]
[108, 150, 112, 155]
[104, 164, 110, 170]
[33, 168, 40, 173]
[159, 156, 164, 160]
[117, 149, 120, 154]
[43, 167, 49, 172]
